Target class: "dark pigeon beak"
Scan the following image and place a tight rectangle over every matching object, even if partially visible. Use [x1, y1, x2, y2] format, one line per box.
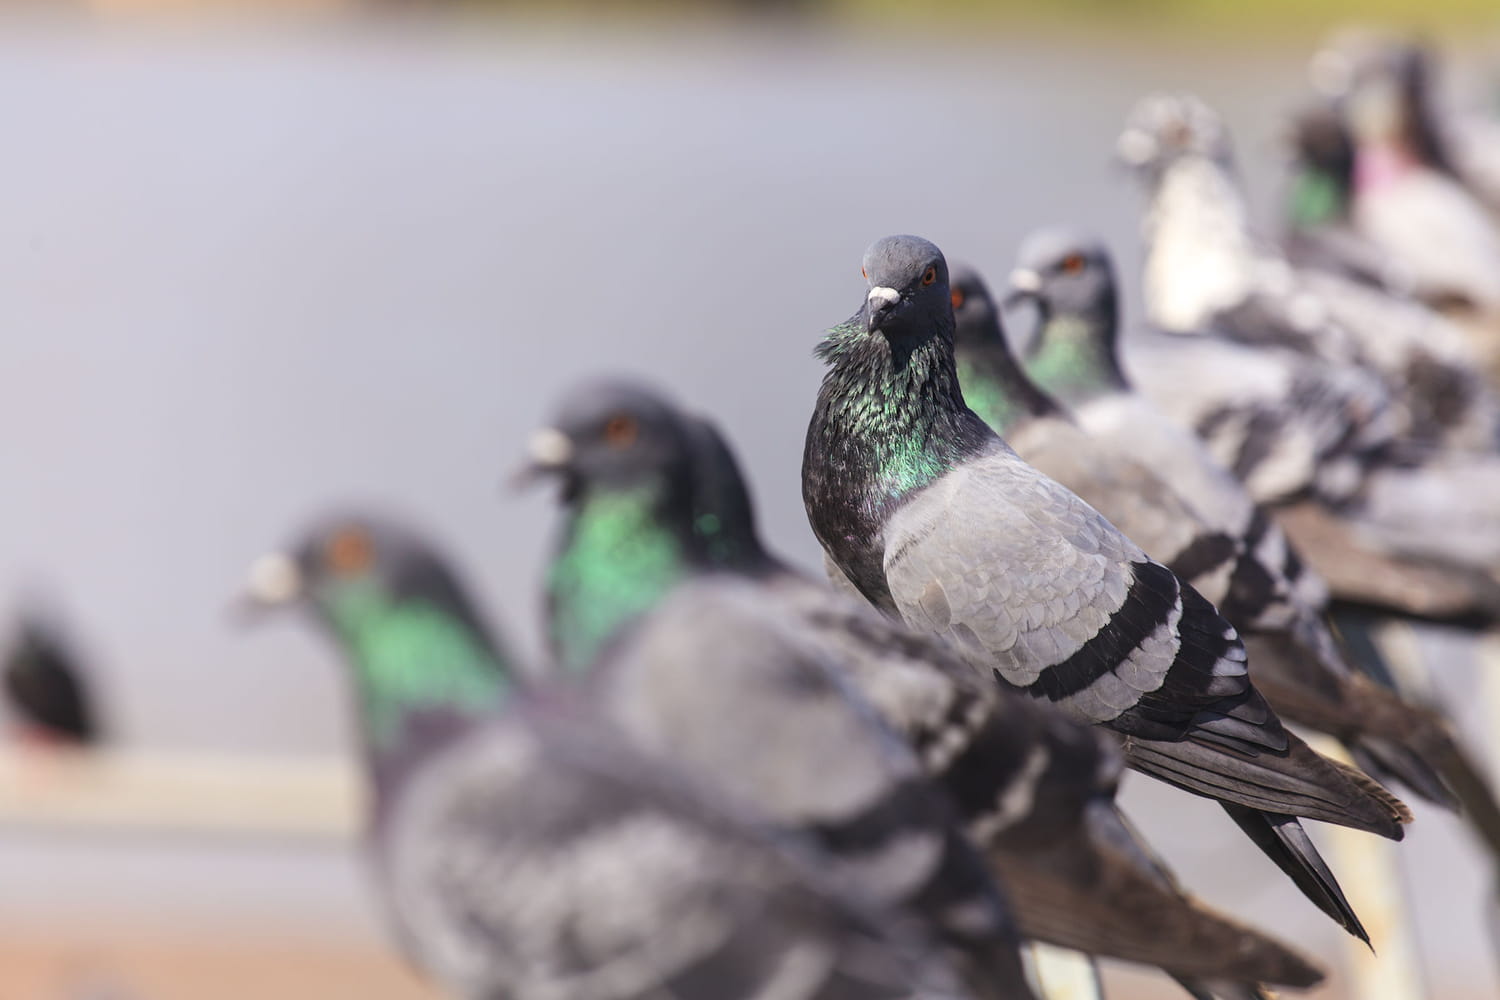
[508, 427, 576, 492]
[1002, 268, 1043, 310]
[231, 551, 304, 625]
[865, 287, 900, 333]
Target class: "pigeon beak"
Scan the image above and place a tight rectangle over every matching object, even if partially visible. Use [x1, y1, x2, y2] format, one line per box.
[1003, 268, 1042, 309]
[233, 551, 304, 623]
[508, 427, 575, 491]
[865, 286, 900, 333]
[1114, 127, 1158, 169]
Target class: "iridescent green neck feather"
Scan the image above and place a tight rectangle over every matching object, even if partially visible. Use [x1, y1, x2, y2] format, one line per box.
[953, 325, 1062, 438]
[1288, 168, 1347, 227]
[547, 485, 693, 674]
[1023, 312, 1127, 408]
[321, 580, 510, 760]
[811, 317, 985, 502]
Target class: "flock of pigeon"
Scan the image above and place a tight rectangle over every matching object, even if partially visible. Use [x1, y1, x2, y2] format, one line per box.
[9, 26, 1500, 1000]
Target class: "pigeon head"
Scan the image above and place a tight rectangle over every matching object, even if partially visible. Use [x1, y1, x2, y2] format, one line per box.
[1007, 227, 1116, 325]
[242, 513, 514, 773]
[526, 379, 719, 674]
[861, 235, 952, 339]
[1117, 94, 1233, 181]
[520, 379, 696, 506]
[949, 264, 1001, 345]
[1007, 228, 1127, 403]
[243, 514, 478, 624]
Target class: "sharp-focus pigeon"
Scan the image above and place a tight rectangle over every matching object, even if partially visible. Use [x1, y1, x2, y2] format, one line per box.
[803, 234, 1411, 943]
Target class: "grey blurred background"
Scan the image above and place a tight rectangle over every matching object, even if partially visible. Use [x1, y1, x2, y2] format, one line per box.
[1, 4, 1498, 998]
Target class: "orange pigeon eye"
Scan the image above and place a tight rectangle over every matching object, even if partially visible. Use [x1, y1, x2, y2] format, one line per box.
[951, 288, 965, 310]
[861, 266, 867, 279]
[325, 526, 374, 577]
[921, 266, 937, 286]
[1060, 254, 1086, 274]
[604, 414, 639, 449]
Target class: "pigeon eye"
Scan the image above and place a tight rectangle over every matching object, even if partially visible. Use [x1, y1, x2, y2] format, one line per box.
[861, 266, 867, 279]
[604, 415, 639, 449]
[921, 267, 937, 287]
[950, 288, 965, 310]
[1060, 254, 1086, 275]
[325, 527, 374, 577]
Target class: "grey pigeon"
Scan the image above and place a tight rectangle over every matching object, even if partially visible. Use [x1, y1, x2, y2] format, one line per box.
[522, 383, 1035, 1000]
[242, 513, 967, 1000]
[523, 380, 1323, 995]
[802, 234, 1412, 944]
[1121, 92, 1499, 459]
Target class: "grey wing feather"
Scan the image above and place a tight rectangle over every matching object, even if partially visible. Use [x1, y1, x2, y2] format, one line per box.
[1008, 416, 1238, 604]
[882, 448, 1240, 734]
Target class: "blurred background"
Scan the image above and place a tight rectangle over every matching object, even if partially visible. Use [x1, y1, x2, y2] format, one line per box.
[2, 1, 1499, 998]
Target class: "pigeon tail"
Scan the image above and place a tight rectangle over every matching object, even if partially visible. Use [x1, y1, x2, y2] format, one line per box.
[1123, 729, 1410, 837]
[986, 808, 1324, 988]
[1242, 630, 1461, 809]
[1219, 804, 1370, 946]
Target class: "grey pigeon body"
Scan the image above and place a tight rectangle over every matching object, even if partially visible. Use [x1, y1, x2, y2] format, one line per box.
[381, 702, 972, 1000]
[803, 235, 1410, 943]
[243, 514, 966, 1000]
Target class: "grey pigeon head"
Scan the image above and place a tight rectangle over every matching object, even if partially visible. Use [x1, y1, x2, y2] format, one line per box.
[1007, 226, 1118, 328]
[948, 263, 1001, 341]
[1117, 93, 1234, 181]
[860, 234, 952, 338]
[243, 512, 477, 622]
[520, 378, 696, 502]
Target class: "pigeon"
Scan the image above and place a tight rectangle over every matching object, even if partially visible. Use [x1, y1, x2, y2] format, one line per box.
[520, 382, 1035, 1000]
[1282, 100, 1422, 295]
[802, 233, 1412, 944]
[1307, 32, 1500, 320]
[3, 612, 102, 747]
[522, 379, 1323, 994]
[1120, 92, 1499, 458]
[241, 514, 967, 1000]
[996, 238, 1495, 812]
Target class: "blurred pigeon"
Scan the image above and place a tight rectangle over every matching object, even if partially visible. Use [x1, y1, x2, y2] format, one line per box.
[242, 514, 966, 1000]
[1309, 33, 1500, 319]
[524, 379, 1323, 994]
[1120, 92, 1499, 457]
[803, 234, 1411, 944]
[995, 240, 1496, 813]
[522, 381, 1035, 1000]
[3, 612, 101, 747]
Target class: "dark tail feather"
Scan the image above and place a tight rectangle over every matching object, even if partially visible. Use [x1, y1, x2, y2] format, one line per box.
[1219, 804, 1370, 947]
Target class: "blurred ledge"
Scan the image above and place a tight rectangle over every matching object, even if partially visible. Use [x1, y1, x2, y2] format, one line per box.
[0, 748, 360, 838]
